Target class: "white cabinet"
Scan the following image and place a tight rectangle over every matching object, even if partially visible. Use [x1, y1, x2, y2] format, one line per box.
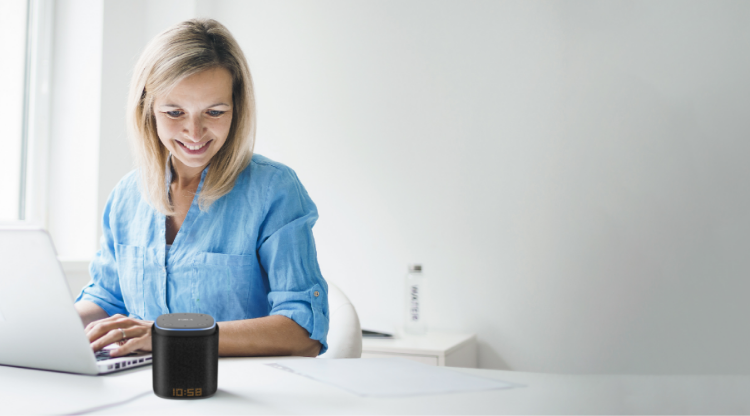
[361, 332, 477, 368]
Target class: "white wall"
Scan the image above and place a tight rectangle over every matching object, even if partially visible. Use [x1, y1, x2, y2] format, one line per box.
[65, 0, 750, 373]
[208, 0, 750, 373]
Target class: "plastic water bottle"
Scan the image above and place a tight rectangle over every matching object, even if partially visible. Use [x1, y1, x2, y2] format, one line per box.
[404, 264, 427, 335]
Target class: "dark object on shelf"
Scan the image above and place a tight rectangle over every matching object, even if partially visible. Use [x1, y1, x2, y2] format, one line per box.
[362, 329, 394, 338]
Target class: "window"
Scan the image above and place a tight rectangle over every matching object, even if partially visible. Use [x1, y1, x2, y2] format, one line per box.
[0, 1, 29, 221]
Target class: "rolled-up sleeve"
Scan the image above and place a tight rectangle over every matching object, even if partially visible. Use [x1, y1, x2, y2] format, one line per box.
[75, 187, 128, 317]
[257, 166, 329, 354]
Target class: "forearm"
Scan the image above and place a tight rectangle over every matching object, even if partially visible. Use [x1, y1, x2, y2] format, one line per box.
[75, 300, 110, 328]
[217, 315, 321, 357]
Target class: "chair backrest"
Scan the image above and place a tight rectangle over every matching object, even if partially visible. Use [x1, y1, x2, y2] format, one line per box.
[318, 281, 362, 359]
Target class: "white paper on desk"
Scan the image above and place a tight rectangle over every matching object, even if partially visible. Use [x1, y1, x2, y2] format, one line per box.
[268, 357, 521, 397]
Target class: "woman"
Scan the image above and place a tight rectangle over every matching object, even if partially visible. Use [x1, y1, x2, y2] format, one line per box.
[74, 19, 328, 357]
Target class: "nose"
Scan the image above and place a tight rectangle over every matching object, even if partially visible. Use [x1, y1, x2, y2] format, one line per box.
[183, 114, 205, 142]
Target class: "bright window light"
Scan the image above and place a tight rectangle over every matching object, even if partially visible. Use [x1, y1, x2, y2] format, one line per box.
[0, 1, 29, 221]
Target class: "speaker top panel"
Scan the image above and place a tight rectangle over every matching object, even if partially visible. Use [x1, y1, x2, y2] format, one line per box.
[156, 313, 216, 331]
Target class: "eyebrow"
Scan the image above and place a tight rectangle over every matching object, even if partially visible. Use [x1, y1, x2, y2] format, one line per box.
[159, 103, 231, 108]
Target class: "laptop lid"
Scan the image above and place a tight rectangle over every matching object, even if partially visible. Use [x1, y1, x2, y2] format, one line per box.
[0, 225, 101, 375]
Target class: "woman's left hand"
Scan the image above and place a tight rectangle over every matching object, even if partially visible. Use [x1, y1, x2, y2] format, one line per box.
[85, 314, 153, 357]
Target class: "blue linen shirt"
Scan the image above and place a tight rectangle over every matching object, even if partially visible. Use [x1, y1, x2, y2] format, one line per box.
[76, 154, 329, 354]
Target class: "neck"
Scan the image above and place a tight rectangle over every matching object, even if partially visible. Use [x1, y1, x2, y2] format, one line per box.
[170, 157, 206, 189]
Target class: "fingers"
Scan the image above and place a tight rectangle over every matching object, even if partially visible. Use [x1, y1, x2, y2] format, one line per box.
[85, 315, 152, 352]
[84, 314, 122, 333]
[110, 333, 151, 357]
[86, 318, 128, 343]
[86, 316, 130, 346]
[90, 327, 133, 352]
[84, 314, 127, 335]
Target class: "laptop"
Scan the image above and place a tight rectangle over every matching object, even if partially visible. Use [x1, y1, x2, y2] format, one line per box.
[0, 224, 151, 375]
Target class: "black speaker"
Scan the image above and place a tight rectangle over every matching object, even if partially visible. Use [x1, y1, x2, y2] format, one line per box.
[152, 313, 219, 399]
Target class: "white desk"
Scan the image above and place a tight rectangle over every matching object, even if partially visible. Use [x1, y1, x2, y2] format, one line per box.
[1, 357, 750, 414]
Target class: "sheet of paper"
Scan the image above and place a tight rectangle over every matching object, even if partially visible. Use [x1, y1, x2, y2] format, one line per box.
[268, 357, 522, 397]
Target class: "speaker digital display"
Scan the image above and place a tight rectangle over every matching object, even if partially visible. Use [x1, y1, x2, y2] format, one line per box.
[152, 313, 219, 399]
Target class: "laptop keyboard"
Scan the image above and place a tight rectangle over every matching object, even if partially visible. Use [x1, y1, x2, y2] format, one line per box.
[95, 349, 138, 361]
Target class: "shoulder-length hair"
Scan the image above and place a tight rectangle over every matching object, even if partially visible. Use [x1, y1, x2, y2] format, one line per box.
[127, 18, 255, 215]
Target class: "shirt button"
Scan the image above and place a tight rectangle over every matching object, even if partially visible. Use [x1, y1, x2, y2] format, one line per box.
[314, 291, 320, 297]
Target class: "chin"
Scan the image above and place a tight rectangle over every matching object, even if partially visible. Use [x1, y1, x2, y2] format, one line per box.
[172, 152, 215, 168]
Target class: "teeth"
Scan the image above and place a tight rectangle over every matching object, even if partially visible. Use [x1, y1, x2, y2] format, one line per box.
[182, 141, 208, 151]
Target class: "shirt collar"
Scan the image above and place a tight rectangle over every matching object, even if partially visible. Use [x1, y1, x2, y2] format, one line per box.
[164, 153, 173, 197]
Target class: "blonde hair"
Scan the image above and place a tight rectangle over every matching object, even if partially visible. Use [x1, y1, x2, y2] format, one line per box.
[127, 18, 255, 215]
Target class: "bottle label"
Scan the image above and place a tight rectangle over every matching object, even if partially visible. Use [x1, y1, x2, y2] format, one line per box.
[410, 285, 420, 321]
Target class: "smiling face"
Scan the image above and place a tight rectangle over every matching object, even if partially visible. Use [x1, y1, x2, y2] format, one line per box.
[153, 66, 234, 173]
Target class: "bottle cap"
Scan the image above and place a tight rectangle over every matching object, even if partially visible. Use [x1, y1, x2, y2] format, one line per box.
[408, 264, 422, 272]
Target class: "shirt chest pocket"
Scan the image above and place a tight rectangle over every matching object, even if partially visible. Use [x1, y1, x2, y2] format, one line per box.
[115, 244, 145, 318]
[191, 252, 258, 321]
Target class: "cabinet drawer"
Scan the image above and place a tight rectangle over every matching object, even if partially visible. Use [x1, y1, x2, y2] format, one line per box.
[361, 351, 439, 366]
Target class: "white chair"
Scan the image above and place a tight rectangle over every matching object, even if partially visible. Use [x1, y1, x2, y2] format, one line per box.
[318, 281, 362, 358]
